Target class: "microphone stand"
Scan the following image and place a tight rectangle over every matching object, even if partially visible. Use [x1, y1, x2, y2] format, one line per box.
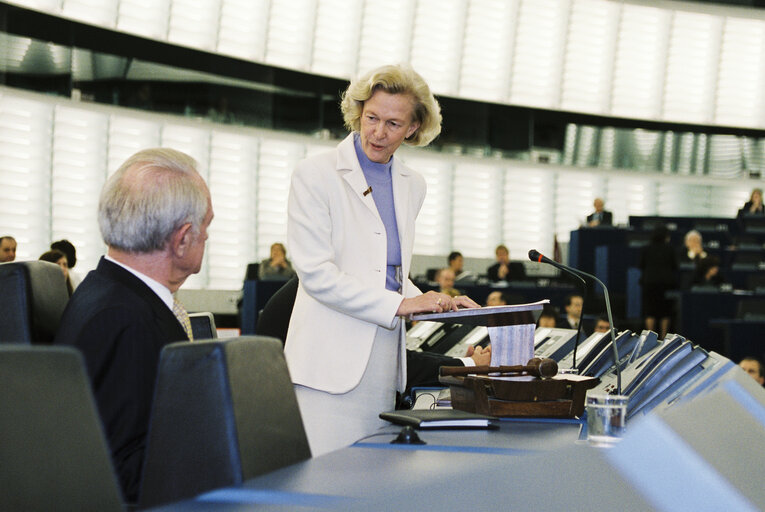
[529, 250, 622, 395]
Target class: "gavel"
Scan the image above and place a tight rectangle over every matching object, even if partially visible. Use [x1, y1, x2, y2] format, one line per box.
[439, 357, 558, 379]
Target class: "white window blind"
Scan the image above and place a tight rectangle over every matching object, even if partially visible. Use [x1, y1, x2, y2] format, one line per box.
[451, 162, 501, 258]
[216, 0, 269, 61]
[207, 130, 258, 289]
[409, 0, 466, 96]
[0, 93, 53, 261]
[4, 0, 62, 10]
[116, 0, 170, 40]
[256, 139, 304, 259]
[502, 168, 554, 258]
[658, 182, 712, 217]
[407, 156, 452, 256]
[458, 0, 517, 102]
[107, 115, 162, 175]
[167, 0, 221, 52]
[707, 135, 743, 179]
[357, 0, 415, 73]
[508, 0, 567, 109]
[611, 4, 668, 119]
[662, 11, 720, 124]
[560, 0, 618, 114]
[51, 106, 108, 273]
[311, 0, 362, 78]
[715, 16, 765, 128]
[710, 183, 751, 218]
[554, 171, 598, 243]
[61, 0, 117, 27]
[605, 176, 657, 224]
[265, 0, 316, 71]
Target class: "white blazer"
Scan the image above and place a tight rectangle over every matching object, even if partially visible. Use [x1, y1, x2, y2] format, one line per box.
[285, 133, 425, 394]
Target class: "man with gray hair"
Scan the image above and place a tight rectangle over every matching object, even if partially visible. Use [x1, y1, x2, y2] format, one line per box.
[54, 148, 213, 504]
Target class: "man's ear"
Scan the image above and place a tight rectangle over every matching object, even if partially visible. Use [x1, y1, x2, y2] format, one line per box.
[170, 223, 193, 258]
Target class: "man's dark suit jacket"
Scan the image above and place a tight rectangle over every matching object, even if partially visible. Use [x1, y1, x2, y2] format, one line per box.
[487, 261, 527, 282]
[54, 257, 188, 503]
[256, 276, 464, 393]
[586, 210, 613, 226]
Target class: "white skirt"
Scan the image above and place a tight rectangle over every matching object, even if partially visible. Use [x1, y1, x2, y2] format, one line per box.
[295, 322, 402, 457]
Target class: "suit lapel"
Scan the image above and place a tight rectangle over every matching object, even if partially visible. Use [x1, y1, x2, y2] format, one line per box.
[391, 158, 411, 248]
[337, 134, 382, 220]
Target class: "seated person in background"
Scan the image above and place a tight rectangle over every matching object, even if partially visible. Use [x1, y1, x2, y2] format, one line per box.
[0, 235, 17, 262]
[739, 357, 765, 386]
[487, 244, 527, 282]
[54, 148, 213, 504]
[586, 197, 612, 227]
[39, 249, 74, 296]
[51, 239, 82, 289]
[679, 230, 707, 265]
[485, 290, 508, 307]
[448, 250, 473, 281]
[258, 242, 296, 280]
[593, 315, 611, 333]
[740, 188, 764, 216]
[435, 267, 461, 297]
[537, 306, 559, 328]
[691, 255, 724, 288]
[561, 293, 584, 329]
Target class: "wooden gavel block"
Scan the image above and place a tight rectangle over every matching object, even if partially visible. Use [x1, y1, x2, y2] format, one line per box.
[439, 357, 558, 379]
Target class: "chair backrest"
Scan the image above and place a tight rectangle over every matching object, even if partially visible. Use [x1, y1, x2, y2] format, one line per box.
[0, 345, 124, 512]
[138, 336, 311, 508]
[0, 261, 70, 344]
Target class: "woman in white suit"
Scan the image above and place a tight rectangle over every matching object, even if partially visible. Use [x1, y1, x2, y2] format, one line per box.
[285, 64, 479, 456]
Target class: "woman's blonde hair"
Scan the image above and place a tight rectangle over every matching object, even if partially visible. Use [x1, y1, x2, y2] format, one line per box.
[340, 64, 442, 147]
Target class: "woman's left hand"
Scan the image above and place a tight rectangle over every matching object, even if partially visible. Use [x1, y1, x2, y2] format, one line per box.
[396, 291, 480, 316]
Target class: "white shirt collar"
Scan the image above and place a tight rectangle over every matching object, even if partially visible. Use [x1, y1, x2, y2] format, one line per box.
[104, 255, 174, 311]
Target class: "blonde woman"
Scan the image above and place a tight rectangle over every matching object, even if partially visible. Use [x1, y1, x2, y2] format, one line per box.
[285, 65, 479, 456]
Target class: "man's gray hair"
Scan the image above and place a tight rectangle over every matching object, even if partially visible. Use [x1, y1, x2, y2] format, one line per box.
[99, 148, 208, 253]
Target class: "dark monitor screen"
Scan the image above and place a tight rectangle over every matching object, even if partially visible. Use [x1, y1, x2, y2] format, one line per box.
[189, 312, 217, 340]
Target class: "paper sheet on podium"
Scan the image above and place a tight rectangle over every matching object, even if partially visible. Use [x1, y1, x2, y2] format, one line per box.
[411, 300, 549, 366]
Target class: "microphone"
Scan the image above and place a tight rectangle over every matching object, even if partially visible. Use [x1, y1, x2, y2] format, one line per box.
[363, 186, 373, 196]
[529, 250, 588, 371]
[528, 249, 622, 395]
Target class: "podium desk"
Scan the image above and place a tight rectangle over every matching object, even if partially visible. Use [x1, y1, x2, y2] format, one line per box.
[147, 417, 586, 512]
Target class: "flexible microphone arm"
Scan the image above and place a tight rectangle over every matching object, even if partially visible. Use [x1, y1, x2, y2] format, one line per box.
[527, 250, 587, 369]
[528, 249, 622, 395]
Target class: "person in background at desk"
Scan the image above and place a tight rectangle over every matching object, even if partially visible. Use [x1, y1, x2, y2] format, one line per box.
[448, 250, 473, 281]
[739, 357, 765, 386]
[741, 188, 764, 216]
[38, 249, 74, 296]
[561, 293, 584, 330]
[0, 235, 17, 262]
[593, 315, 611, 333]
[435, 267, 461, 297]
[285, 64, 480, 457]
[679, 230, 707, 265]
[487, 244, 527, 282]
[586, 197, 612, 227]
[639, 224, 678, 339]
[51, 239, 82, 289]
[258, 242, 296, 280]
[485, 290, 508, 306]
[537, 306, 559, 328]
[54, 148, 213, 503]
